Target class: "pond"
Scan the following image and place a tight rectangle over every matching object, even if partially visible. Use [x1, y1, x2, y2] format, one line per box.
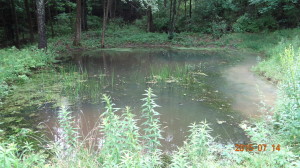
[40, 48, 276, 152]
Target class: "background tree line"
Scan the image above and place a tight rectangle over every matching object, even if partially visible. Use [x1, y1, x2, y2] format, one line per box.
[0, 0, 299, 48]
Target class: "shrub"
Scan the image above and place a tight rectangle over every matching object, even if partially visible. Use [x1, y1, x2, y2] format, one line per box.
[233, 14, 278, 33]
[211, 20, 228, 38]
[87, 15, 102, 30]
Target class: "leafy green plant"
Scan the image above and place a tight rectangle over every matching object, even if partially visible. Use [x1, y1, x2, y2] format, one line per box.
[0, 142, 47, 168]
[171, 121, 213, 167]
[274, 46, 300, 148]
[55, 101, 80, 160]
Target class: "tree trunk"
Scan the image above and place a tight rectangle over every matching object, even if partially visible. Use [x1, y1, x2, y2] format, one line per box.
[147, 6, 153, 32]
[169, 0, 176, 40]
[109, 0, 114, 18]
[36, 0, 47, 49]
[31, 0, 37, 31]
[170, 0, 173, 20]
[10, 0, 20, 48]
[189, 0, 192, 18]
[176, 0, 181, 21]
[81, 0, 88, 31]
[164, 0, 167, 7]
[101, 0, 110, 48]
[25, 0, 34, 42]
[74, 0, 82, 46]
[184, 0, 186, 17]
[67, 0, 72, 27]
[47, 5, 55, 38]
[113, 0, 117, 18]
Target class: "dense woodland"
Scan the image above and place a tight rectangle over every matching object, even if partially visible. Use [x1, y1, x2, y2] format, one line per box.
[0, 0, 300, 167]
[1, 0, 300, 48]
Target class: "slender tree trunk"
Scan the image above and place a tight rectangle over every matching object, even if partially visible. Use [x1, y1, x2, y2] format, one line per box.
[147, 6, 153, 32]
[36, 0, 47, 49]
[189, 0, 192, 18]
[113, 0, 116, 18]
[31, 0, 37, 31]
[68, 0, 72, 27]
[176, 0, 181, 20]
[184, 0, 186, 17]
[169, 0, 176, 39]
[25, 0, 34, 42]
[81, 0, 88, 31]
[107, 0, 113, 23]
[164, 0, 167, 7]
[10, 0, 20, 47]
[74, 0, 82, 46]
[101, 0, 110, 48]
[47, 5, 55, 38]
[101, 0, 106, 48]
[109, 0, 114, 18]
[172, 0, 177, 28]
[170, 0, 173, 20]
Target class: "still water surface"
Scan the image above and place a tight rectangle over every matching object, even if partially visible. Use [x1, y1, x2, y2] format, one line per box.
[42, 48, 276, 151]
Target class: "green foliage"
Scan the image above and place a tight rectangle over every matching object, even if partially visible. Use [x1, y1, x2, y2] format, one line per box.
[211, 20, 227, 38]
[87, 15, 102, 30]
[55, 102, 80, 159]
[1, 85, 300, 167]
[171, 121, 213, 167]
[149, 63, 204, 86]
[0, 142, 47, 168]
[233, 14, 278, 33]
[53, 13, 74, 36]
[141, 88, 162, 154]
[99, 91, 162, 167]
[274, 46, 300, 148]
[0, 47, 57, 106]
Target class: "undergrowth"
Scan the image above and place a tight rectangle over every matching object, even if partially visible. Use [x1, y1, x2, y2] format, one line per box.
[222, 28, 300, 81]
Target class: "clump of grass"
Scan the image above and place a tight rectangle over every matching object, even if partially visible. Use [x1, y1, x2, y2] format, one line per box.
[60, 65, 107, 104]
[149, 63, 204, 86]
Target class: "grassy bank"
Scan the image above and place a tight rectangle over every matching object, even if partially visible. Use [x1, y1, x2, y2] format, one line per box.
[222, 28, 300, 81]
[0, 47, 57, 105]
[50, 24, 300, 81]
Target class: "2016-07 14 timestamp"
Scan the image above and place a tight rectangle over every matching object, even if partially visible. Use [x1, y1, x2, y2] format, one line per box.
[235, 144, 281, 152]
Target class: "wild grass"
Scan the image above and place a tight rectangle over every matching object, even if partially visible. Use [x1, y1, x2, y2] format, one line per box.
[274, 46, 300, 150]
[59, 65, 108, 104]
[149, 63, 204, 86]
[222, 28, 300, 81]
[0, 47, 57, 105]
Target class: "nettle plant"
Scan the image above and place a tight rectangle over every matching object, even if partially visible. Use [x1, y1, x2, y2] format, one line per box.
[99, 88, 163, 167]
[275, 46, 300, 146]
[50, 88, 217, 167]
[52, 88, 164, 167]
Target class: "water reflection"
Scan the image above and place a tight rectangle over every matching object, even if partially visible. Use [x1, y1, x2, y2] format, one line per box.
[43, 49, 276, 151]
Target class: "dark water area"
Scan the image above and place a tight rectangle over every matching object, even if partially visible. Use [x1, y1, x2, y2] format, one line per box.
[41, 48, 276, 152]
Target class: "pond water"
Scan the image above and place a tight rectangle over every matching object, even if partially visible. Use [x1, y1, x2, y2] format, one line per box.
[41, 48, 276, 151]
